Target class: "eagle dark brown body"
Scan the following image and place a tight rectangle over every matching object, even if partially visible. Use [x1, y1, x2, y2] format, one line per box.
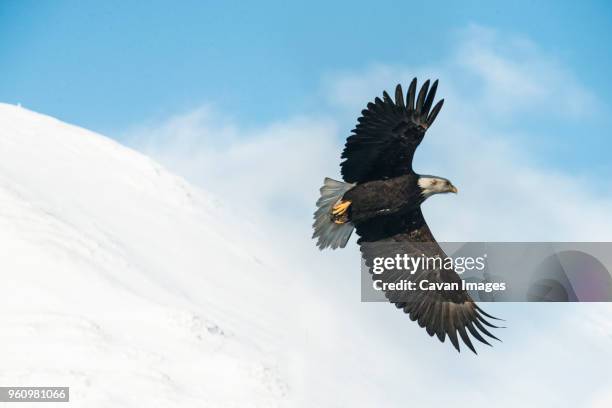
[342, 174, 422, 226]
[312, 78, 501, 353]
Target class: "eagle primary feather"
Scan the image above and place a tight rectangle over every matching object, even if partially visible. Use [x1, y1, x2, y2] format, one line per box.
[340, 81, 444, 183]
[313, 78, 501, 354]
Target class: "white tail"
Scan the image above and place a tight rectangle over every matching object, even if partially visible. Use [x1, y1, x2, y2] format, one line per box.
[312, 177, 355, 250]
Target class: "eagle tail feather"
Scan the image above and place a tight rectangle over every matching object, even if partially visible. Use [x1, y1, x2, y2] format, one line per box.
[313, 177, 355, 250]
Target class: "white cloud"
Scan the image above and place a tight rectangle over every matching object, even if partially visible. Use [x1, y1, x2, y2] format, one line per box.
[453, 25, 596, 118]
[124, 26, 612, 407]
[590, 386, 612, 408]
[126, 106, 340, 222]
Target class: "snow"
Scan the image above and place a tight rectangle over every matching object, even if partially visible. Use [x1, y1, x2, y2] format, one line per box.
[0, 103, 293, 407]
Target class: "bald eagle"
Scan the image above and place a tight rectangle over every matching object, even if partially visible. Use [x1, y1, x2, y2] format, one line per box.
[313, 78, 501, 353]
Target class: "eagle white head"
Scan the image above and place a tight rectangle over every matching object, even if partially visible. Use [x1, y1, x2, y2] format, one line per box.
[418, 176, 458, 198]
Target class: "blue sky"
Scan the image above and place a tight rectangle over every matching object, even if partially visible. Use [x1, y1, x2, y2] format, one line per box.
[2, 0, 612, 134]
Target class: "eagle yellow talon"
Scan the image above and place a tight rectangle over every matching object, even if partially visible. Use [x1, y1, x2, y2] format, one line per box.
[332, 200, 351, 215]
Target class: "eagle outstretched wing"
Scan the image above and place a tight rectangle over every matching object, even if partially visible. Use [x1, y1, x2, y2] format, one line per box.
[340, 78, 444, 183]
[358, 208, 502, 353]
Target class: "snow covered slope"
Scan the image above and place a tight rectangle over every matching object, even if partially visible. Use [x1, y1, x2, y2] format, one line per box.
[0, 103, 292, 407]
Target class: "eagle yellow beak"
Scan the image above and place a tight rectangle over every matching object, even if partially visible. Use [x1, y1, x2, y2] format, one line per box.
[449, 185, 458, 194]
